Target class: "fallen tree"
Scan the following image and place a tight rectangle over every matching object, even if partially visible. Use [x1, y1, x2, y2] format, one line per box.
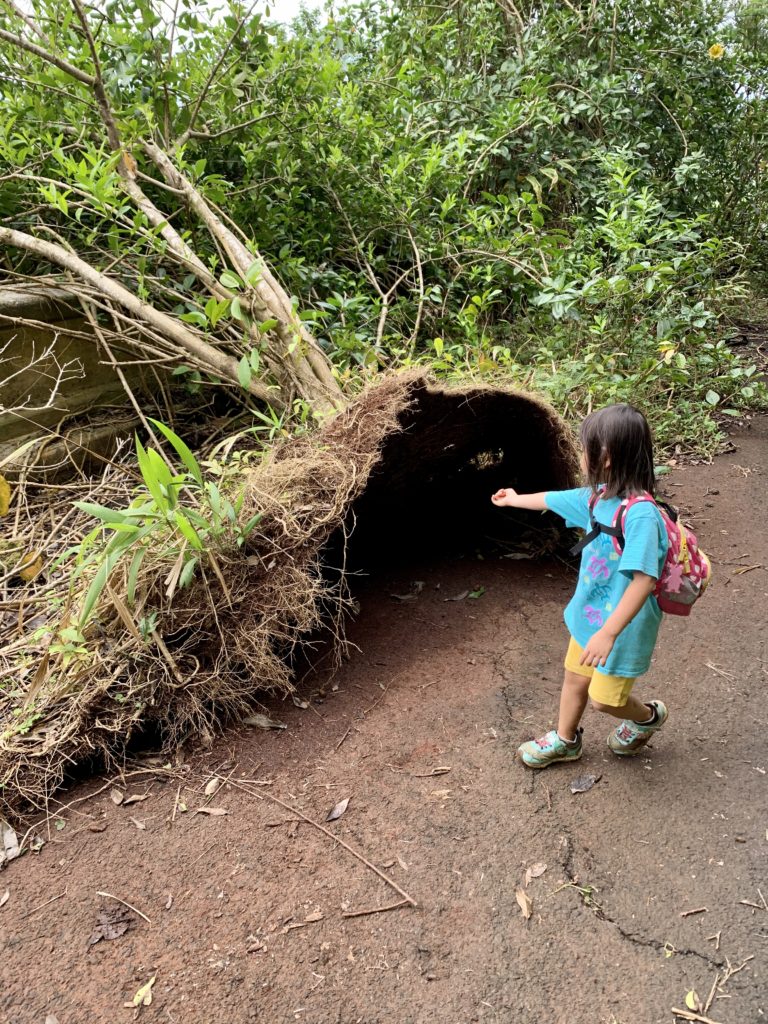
[0, 372, 577, 822]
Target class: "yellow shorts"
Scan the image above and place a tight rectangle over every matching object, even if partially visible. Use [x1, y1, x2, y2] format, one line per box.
[564, 636, 636, 708]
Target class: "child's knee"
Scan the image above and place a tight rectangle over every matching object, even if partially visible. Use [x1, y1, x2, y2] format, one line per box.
[590, 698, 619, 714]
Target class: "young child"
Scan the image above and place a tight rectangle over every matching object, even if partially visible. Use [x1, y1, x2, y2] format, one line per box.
[491, 403, 669, 768]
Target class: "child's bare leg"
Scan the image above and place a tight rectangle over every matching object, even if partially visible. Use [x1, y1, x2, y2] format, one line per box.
[591, 694, 653, 723]
[557, 670, 591, 741]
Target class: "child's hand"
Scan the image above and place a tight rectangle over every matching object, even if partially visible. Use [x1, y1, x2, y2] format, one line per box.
[491, 487, 518, 507]
[579, 628, 616, 668]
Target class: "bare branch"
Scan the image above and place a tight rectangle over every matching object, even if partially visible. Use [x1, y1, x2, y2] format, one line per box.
[0, 26, 96, 86]
[0, 226, 280, 406]
[174, 2, 260, 149]
[0, 337, 83, 417]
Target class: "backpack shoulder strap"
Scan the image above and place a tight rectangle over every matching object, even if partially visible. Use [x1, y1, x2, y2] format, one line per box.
[569, 490, 623, 556]
[614, 492, 659, 551]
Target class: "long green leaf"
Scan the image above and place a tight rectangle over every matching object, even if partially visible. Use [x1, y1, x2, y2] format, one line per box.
[73, 501, 134, 525]
[174, 510, 204, 550]
[149, 419, 203, 486]
[126, 546, 148, 605]
[135, 437, 168, 514]
[80, 551, 120, 626]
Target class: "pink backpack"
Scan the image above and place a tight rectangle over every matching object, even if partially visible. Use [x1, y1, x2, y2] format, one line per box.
[573, 491, 712, 617]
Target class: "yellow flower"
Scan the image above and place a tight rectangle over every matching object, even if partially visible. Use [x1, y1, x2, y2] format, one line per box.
[708, 43, 725, 59]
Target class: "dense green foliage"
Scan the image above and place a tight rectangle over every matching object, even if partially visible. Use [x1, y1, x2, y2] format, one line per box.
[1, 0, 766, 447]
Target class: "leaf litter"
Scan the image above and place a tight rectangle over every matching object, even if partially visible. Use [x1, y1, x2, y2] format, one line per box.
[89, 905, 133, 945]
[326, 797, 350, 822]
[1, 820, 20, 867]
[124, 975, 155, 1010]
[524, 863, 547, 887]
[515, 888, 533, 920]
[569, 773, 602, 794]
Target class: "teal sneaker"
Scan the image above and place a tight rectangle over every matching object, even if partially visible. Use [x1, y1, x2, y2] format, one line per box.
[518, 728, 583, 769]
[607, 700, 668, 757]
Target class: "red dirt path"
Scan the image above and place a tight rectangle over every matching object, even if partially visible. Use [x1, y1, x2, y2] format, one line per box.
[1, 421, 766, 1024]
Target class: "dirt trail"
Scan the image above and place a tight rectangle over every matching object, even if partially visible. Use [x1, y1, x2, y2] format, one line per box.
[1, 421, 766, 1024]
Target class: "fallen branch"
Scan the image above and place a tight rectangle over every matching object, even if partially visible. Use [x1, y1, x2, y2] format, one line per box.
[216, 774, 417, 909]
[342, 898, 411, 919]
[671, 1010, 723, 1024]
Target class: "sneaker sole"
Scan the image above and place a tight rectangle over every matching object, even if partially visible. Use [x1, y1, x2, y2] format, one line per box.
[606, 737, 650, 757]
[520, 750, 583, 769]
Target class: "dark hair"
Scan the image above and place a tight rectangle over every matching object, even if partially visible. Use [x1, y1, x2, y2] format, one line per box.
[580, 404, 655, 498]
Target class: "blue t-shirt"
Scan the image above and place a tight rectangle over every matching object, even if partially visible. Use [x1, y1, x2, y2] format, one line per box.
[545, 488, 668, 677]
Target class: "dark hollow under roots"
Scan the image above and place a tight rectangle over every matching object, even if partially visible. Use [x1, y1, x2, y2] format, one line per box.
[327, 377, 578, 573]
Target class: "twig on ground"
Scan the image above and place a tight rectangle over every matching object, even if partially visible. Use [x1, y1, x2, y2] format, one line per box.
[706, 931, 721, 951]
[215, 774, 417, 908]
[342, 898, 410, 919]
[731, 563, 763, 575]
[739, 899, 766, 911]
[671, 1009, 723, 1024]
[703, 954, 755, 1013]
[705, 663, 735, 680]
[335, 725, 352, 751]
[680, 906, 708, 917]
[543, 783, 552, 812]
[96, 890, 151, 924]
[362, 683, 390, 717]
[21, 889, 67, 919]
[171, 783, 182, 824]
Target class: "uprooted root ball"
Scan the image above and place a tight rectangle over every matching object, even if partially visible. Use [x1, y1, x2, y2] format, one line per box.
[0, 372, 577, 821]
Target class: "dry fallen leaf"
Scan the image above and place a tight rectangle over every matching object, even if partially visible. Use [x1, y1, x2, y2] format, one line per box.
[89, 906, 132, 945]
[305, 911, 323, 923]
[1, 820, 20, 867]
[194, 806, 228, 816]
[515, 888, 533, 920]
[430, 788, 452, 799]
[0, 889, 9, 909]
[292, 695, 310, 709]
[243, 713, 287, 730]
[110, 789, 124, 806]
[18, 551, 44, 582]
[164, 894, 173, 910]
[326, 797, 350, 822]
[524, 862, 548, 887]
[569, 773, 601, 794]
[685, 990, 701, 1011]
[89, 821, 108, 833]
[396, 854, 409, 872]
[443, 590, 469, 602]
[129, 818, 146, 830]
[123, 794, 149, 806]
[204, 778, 220, 797]
[124, 975, 155, 1009]
[0, 474, 11, 516]
[44, 1016, 59, 1024]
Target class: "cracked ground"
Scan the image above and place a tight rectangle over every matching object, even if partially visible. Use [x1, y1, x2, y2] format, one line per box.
[1, 420, 766, 1024]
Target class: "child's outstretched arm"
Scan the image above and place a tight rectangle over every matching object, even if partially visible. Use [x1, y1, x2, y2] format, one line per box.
[491, 488, 548, 511]
[579, 571, 657, 667]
